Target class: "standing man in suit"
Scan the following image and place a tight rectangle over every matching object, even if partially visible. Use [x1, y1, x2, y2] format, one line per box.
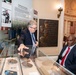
[18, 20, 38, 59]
[56, 35, 76, 74]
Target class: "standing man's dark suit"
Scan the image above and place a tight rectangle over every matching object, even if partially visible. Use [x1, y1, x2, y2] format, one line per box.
[19, 29, 34, 45]
[18, 28, 37, 45]
[57, 45, 76, 74]
[18, 28, 37, 58]
[18, 20, 38, 59]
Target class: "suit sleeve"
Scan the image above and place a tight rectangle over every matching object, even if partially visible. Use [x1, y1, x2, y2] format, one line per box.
[56, 48, 65, 63]
[56, 46, 67, 63]
[17, 30, 25, 46]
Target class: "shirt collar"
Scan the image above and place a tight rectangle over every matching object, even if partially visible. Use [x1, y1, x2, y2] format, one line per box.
[68, 44, 76, 49]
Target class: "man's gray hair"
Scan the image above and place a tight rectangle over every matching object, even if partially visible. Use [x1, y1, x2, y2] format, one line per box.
[27, 20, 37, 27]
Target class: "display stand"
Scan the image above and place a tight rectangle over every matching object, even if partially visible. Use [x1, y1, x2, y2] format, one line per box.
[0, 44, 40, 75]
[35, 57, 74, 75]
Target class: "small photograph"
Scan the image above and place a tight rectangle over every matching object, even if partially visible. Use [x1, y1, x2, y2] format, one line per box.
[2, 8, 11, 24]
[2, 0, 12, 4]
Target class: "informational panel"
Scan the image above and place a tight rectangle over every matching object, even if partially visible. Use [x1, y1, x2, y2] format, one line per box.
[12, 0, 33, 27]
[39, 19, 58, 47]
[1, 0, 33, 27]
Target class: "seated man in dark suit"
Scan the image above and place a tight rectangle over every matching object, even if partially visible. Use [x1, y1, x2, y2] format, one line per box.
[18, 20, 38, 60]
[56, 35, 76, 74]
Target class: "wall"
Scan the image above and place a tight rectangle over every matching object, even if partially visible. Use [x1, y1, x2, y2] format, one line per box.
[64, 0, 76, 36]
[33, 0, 64, 55]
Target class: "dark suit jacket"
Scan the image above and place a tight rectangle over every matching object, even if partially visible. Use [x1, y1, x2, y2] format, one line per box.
[56, 45, 76, 74]
[18, 28, 37, 46]
[16, 28, 37, 58]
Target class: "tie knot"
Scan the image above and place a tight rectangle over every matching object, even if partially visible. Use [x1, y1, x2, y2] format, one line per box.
[68, 47, 70, 50]
[67, 47, 70, 53]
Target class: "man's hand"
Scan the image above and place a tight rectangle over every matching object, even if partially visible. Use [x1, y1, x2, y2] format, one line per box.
[18, 44, 29, 56]
[18, 44, 29, 51]
[35, 41, 38, 46]
[18, 51, 29, 57]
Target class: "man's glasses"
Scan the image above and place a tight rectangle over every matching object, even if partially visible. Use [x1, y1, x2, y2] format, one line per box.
[30, 27, 37, 30]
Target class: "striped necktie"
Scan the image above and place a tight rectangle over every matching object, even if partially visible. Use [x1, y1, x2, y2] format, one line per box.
[32, 33, 36, 44]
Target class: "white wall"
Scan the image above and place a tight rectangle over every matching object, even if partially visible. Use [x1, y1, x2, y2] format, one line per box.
[33, 0, 64, 55]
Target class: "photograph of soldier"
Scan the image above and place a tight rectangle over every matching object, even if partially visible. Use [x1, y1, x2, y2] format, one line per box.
[2, 10, 10, 23]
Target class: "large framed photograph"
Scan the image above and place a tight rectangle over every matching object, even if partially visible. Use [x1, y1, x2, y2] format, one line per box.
[39, 19, 58, 47]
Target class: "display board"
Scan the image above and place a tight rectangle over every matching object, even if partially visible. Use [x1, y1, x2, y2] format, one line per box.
[39, 19, 58, 47]
[12, 0, 33, 27]
[1, 0, 33, 27]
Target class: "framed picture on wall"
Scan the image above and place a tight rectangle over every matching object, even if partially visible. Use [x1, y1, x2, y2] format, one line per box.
[39, 19, 58, 47]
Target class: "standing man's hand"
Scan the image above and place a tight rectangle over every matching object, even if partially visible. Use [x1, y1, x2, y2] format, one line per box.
[35, 41, 38, 47]
[18, 44, 29, 51]
[18, 44, 29, 56]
